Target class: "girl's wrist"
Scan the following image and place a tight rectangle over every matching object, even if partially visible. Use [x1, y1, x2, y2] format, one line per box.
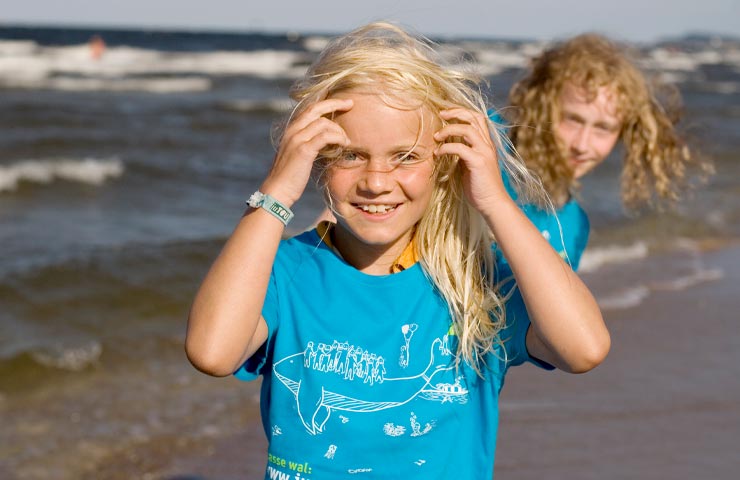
[479, 194, 520, 234]
[258, 180, 299, 209]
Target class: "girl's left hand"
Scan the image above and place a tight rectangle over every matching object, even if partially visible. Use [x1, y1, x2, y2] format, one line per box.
[434, 108, 510, 215]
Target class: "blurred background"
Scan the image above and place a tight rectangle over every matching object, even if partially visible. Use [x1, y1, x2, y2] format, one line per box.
[1, 2, 739, 479]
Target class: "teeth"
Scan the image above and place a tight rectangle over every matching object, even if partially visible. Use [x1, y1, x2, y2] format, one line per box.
[359, 204, 395, 214]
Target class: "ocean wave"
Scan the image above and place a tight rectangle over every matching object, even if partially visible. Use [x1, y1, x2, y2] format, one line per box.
[592, 241, 724, 311]
[30, 341, 102, 371]
[641, 48, 725, 72]
[698, 81, 740, 95]
[302, 35, 330, 52]
[0, 157, 124, 192]
[596, 264, 724, 311]
[461, 41, 535, 76]
[0, 41, 311, 91]
[220, 98, 293, 114]
[596, 285, 651, 310]
[579, 242, 649, 273]
[26, 75, 212, 93]
[649, 267, 724, 291]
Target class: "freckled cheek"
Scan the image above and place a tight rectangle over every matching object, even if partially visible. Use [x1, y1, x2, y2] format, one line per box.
[325, 172, 357, 202]
[397, 168, 436, 199]
[554, 124, 576, 146]
[595, 136, 619, 159]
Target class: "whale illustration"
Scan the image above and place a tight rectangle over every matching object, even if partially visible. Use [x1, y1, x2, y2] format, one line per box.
[273, 338, 453, 434]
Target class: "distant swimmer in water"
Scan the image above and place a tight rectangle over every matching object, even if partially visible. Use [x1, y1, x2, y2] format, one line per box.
[89, 34, 106, 60]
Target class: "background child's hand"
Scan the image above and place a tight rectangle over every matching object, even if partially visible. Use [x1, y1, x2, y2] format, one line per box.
[434, 108, 510, 215]
[260, 98, 353, 205]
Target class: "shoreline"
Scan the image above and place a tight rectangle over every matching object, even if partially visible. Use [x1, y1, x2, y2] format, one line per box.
[495, 244, 740, 479]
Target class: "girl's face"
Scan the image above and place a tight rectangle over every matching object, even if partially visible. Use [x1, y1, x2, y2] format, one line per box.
[555, 82, 621, 179]
[325, 90, 438, 270]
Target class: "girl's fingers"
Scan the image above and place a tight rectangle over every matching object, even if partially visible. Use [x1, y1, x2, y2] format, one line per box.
[434, 123, 479, 145]
[435, 112, 492, 147]
[288, 98, 354, 133]
[263, 103, 352, 204]
[435, 141, 474, 160]
[440, 108, 489, 132]
[282, 117, 349, 157]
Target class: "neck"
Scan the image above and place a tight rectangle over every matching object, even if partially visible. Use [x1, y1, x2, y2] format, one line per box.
[331, 225, 413, 275]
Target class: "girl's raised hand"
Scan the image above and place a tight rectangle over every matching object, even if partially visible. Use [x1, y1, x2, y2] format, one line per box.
[434, 108, 510, 215]
[260, 98, 353, 206]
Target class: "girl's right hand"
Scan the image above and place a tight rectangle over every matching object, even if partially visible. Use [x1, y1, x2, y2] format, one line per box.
[260, 98, 353, 206]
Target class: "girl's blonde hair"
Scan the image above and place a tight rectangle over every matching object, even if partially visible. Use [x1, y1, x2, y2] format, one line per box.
[280, 22, 544, 374]
[508, 33, 710, 210]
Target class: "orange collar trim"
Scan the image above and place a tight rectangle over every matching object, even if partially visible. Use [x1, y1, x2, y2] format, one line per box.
[316, 220, 418, 273]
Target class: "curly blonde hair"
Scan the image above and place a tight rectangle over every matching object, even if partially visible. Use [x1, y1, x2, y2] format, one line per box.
[508, 33, 709, 210]
[281, 22, 544, 374]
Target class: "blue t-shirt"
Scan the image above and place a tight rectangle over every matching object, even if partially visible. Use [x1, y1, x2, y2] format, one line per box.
[500, 170, 589, 271]
[236, 229, 551, 479]
[489, 110, 590, 270]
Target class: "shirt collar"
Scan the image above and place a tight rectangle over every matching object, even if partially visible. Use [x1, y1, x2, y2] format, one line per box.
[316, 220, 418, 273]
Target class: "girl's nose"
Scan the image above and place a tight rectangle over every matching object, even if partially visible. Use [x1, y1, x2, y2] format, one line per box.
[572, 127, 590, 153]
[358, 167, 393, 194]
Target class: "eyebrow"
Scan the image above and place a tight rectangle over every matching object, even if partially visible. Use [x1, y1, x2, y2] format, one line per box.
[562, 111, 619, 130]
[346, 143, 432, 155]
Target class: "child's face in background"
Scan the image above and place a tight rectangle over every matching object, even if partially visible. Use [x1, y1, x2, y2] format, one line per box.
[555, 82, 621, 179]
[325, 90, 437, 264]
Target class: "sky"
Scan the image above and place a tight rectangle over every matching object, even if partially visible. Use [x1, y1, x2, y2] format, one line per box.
[2, 0, 738, 43]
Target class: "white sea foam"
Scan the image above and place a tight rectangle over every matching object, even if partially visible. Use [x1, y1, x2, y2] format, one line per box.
[592, 238, 724, 311]
[597, 265, 724, 311]
[579, 242, 649, 273]
[31, 341, 102, 371]
[303, 35, 330, 52]
[473, 47, 530, 76]
[0, 39, 39, 56]
[0, 158, 124, 192]
[597, 285, 651, 310]
[43, 76, 211, 93]
[704, 81, 740, 95]
[650, 268, 725, 291]
[0, 40, 310, 92]
[641, 48, 723, 72]
[222, 97, 294, 113]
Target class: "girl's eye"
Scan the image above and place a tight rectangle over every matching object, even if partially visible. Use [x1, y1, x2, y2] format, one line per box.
[395, 152, 421, 165]
[595, 124, 616, 134]
[333, 150, 363, 169]
[561, 114, 583, 127]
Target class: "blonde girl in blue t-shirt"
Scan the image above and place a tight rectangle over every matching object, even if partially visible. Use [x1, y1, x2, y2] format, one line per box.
[186, 22, 609, 479]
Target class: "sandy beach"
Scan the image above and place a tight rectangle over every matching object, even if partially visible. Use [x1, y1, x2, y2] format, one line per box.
[496, 243, 740, 480]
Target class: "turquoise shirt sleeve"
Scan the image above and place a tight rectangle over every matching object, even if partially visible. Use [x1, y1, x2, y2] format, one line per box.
[488, 110, 590, 270]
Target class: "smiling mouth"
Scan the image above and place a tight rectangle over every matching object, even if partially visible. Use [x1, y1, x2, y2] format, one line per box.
[570, 156, 590, 164]
[355, 203, 398, 214]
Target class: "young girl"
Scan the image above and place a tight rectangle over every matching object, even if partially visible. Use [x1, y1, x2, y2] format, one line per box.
[502, 33, 711, 270]
[186, 23, 609, 479]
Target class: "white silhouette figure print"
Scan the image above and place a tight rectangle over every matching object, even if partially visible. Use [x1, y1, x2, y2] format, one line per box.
[399, 324, 418, 368]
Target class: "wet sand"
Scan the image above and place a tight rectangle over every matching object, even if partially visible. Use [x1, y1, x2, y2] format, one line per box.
[496, 244, 740, 479]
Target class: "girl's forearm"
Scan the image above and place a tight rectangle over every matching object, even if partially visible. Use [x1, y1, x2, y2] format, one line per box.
[185, 206, 284, 376]
[483, 197, 610, 373]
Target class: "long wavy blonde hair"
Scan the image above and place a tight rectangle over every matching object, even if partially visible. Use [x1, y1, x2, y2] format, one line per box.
[508, 33, 709, 210]
[279, 22, 544, 373]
